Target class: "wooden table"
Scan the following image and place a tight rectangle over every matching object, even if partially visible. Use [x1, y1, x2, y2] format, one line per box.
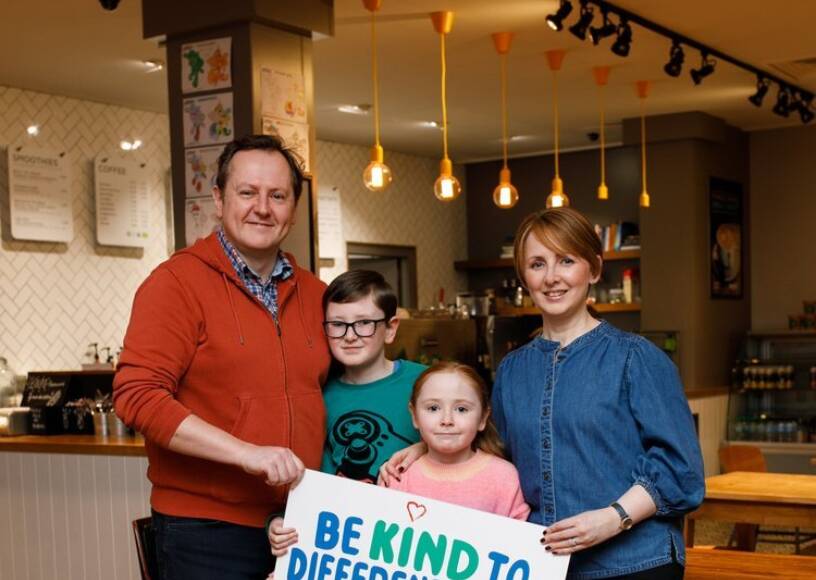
[685, 471, 816, 547]
[0, 433, 146, 456]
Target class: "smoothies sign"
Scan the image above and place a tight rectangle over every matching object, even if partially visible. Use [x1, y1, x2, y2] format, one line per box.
[277, 470, 569, 580]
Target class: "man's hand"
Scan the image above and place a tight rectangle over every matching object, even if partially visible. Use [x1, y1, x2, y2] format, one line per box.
[240, 445, 305, 487]
[268, 517, 299, 557]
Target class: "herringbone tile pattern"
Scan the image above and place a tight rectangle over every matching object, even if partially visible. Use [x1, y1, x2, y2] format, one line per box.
[0, 86, 170, 374]
[315, 140, 468, 307]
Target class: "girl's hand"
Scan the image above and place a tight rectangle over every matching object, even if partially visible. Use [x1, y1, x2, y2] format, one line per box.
[378, 442, 426, 486]
[268, 517, 299, 557]
[540, 507, 620, 555]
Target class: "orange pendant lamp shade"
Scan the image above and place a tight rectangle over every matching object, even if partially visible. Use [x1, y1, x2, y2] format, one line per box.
[492, 32, 518, 209]
[431, 11, 462, 202]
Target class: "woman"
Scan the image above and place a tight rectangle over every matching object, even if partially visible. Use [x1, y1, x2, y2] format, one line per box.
[491, 207, 704, 579]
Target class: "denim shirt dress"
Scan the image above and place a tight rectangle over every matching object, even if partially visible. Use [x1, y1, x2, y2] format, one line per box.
[492, 321, 705, 579]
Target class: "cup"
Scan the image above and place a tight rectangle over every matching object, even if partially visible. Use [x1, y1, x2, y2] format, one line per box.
[93, 411, 110, 437]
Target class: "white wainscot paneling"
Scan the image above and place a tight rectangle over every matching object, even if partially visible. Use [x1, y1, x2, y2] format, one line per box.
[0, 452, 150, 580]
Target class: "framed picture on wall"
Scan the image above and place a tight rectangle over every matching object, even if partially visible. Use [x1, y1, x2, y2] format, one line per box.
[710, 178, 743, 299]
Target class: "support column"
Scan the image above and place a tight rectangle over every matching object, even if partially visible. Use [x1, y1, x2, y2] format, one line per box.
[141, 0, 333, 268]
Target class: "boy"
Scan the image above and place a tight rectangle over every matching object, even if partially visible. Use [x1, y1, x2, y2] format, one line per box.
[266, 270, 425, 553]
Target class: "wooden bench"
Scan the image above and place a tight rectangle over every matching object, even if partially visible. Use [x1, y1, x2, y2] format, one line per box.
[686, 547, 816, 579]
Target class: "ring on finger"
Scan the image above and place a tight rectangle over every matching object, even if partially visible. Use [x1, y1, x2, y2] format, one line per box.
[571, 537, 578, 547]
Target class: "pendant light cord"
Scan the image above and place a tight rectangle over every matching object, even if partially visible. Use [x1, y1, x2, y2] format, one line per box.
[501, 53, 508, 170]
[553, 71, 560, 178]
[371, 10, 381, 149]
[440, 32, 450, 162]
[640, 97, 647, 193]
[600, 84, 606, 184]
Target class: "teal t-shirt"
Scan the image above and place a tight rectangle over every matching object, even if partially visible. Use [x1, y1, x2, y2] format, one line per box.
[321, 359, 426, 483]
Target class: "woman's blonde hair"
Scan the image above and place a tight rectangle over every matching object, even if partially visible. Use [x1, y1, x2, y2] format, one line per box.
[513, 207, 603, 286]
[410, 361, 504, 458]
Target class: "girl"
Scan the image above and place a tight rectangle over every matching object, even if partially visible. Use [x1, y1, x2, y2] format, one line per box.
[385, 361, 529, 520]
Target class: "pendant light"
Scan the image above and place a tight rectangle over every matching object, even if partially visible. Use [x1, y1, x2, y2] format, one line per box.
[545, 49, 569, 209]
[492, 32, 518, 209]
[431, 11, 461, 202]
[636, 80, 650, 208]
[362, 0, 392, 192]
[593, 66, 610, 200]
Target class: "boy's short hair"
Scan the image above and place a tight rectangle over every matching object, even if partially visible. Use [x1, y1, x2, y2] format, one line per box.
[323, 270, 398, 319]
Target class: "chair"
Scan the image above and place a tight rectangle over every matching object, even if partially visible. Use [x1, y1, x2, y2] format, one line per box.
[132, 517, 160, 580]
[718, 445, 816, 553]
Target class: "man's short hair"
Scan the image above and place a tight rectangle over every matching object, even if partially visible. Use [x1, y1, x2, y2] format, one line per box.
[215, 134, 305, 201]
[323, 270, 398, 320]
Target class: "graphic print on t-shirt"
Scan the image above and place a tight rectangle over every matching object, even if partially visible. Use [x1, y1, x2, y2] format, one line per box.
[327, 410, 414, 483]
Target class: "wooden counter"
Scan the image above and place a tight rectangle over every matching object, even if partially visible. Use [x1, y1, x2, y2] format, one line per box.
[0, 433, 146, 456]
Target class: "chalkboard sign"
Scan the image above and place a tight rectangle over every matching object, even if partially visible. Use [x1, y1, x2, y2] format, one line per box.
[23, 373, 71, 434]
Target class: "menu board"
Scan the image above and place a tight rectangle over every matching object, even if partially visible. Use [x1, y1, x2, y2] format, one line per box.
[94, 155, 150, 247]
[7, 146, 73, 243]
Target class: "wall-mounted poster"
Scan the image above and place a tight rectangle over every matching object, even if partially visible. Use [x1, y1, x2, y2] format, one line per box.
[710, 178, 743, 299]
[262, 116, 310, 171]
[184, 145, 222, 198]
[185, 197, 220, 247]
[260, 68, 307, 123]
[317, 184, 346, 283]
[94, 155, 150, 247]
[183, 93, 234, 147]
[181, 37, 232, 94]
[7, 146, 73, 243]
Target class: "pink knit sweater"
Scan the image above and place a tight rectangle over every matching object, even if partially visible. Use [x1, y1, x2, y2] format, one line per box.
[386, 450, 530, 520]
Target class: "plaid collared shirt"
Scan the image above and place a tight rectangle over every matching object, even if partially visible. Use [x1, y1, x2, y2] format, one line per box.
[217, 228, 293, 321]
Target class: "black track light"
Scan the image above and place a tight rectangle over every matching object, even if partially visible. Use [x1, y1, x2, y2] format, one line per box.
[610, 18, 632, 58]
[690, 52, 716, 85]
[589, 9, 616, 45]
[748, 77, 770, 107]
[546, 0, 573, 32]
[663, 40, 685, 78]
[568, 1, 594, 41]
[772, 86, 791, 117]
[791, 92, 814, 124]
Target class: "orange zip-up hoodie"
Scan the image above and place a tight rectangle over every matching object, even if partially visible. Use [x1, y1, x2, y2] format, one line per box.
[113, 233, 330, 527]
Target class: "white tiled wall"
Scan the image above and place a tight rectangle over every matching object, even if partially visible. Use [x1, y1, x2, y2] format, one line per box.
[0, 85, 171, 376]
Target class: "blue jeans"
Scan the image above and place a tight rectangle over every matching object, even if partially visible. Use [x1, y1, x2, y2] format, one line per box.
[152, 511, 274, 580]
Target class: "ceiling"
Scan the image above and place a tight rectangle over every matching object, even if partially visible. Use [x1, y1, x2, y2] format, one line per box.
[1, 0, 814, 161]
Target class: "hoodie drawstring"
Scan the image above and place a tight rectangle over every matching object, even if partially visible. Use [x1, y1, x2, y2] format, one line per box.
[294, 280, 314, 349]
[222, 273, 246, 345]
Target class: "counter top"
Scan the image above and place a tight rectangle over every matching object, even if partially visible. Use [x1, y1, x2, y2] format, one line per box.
[0, 434, 146, 457]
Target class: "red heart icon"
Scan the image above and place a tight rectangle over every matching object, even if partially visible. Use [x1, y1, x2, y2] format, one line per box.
[407, 501, 427, 522]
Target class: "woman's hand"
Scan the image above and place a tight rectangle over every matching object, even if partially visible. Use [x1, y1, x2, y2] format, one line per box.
[378, 442, 427, 486]
[540, 507, 620, 555]
[268, 517, 299, 557]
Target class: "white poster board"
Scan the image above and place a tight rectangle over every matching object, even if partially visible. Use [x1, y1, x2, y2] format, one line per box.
[184, 197, 220, 247]
[183, 93, 234, 147]
[277, 470, 569, 580]
[180, 37, 232, 94]
[8, 146, 73, 243]
[317, 185, 346, 283]
[94, 155, 150, 247]
[184, 145, 222, 198]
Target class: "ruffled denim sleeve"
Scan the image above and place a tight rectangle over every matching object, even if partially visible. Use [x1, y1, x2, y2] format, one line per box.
[491, 362, 509, 455]
[625, 338, 705, 517]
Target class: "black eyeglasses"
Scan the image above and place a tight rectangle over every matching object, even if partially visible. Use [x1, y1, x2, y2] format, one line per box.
[323, 319, 387, 339]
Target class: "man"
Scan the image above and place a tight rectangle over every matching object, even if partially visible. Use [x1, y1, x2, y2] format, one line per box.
[114, 135, 330, 579]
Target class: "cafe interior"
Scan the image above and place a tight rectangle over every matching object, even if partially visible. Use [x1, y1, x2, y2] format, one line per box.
[1, 0, 815, 578]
